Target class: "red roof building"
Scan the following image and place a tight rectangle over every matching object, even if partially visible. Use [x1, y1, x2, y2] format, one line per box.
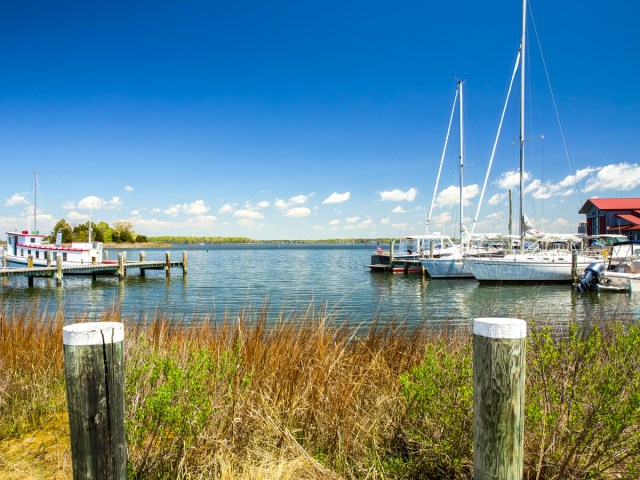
[578, 198, 640, 240]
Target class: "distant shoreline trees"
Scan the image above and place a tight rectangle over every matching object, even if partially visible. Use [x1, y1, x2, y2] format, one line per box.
[44, 220, 389, 245]
[46, 219, 148, 244]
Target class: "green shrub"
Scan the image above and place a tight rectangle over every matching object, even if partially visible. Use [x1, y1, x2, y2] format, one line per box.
[396, 338, 474, 478]
[525, 322, 640, 479]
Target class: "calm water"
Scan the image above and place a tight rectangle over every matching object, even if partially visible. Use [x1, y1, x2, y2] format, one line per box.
[1, 244, 637, 328]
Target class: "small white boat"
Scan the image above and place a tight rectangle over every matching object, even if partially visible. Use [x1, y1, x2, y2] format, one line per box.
[577, 241, 640, 294]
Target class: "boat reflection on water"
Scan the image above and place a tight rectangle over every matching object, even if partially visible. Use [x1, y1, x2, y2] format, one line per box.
[0, 245, 637, 329]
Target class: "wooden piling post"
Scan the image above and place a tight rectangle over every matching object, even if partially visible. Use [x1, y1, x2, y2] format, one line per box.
[165, 252, 171, 277]
[56, 255, 63, 286]
[28, 275, 34, 287]
[28, 254, 33, 268]
[473, 317, 526, 480]
[571, 250, 578, 284]
[2, 251, 7, 268]
[182, 250, 188, 275]
[63, 322, 126, 480]
[118, 252, 125, 280]
[139, 251, 146, 262]
[47, 251, 52, 268]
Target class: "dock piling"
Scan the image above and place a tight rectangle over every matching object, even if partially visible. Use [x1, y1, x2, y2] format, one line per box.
[165, 252, 171, 277]
[118, 253, 125, 280]
[473, 317, 526, 479]
[47, 251, 52, 268]
[183, 251, 188, 275]
[56, 255, 63, 286]
[27, 255, 33, 268]
[63, 322, 126, 479]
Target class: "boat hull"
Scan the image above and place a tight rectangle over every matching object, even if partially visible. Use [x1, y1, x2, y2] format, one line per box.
[464, 255, 596, 283]
[420, 257, 473, 278]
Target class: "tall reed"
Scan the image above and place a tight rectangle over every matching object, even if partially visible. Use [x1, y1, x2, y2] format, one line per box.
[0, 303, 638, 479]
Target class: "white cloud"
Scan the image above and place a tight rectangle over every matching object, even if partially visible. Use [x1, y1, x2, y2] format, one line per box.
[285, 207, 311, 218]
[329, 219, 341, 226]
[391, 206, 406, 213]
[558, 167, 597, 188]
[584, 162, 640, 192]
[436, 184, 479, 207]
[322, 192, 350, 204]
[124, 185, 134, 193]
[5, 193, 28, 206]
[380, 218, 390, 225]
[67, 211, 87, 221]
[488, 192, 508, 206]
[256, 200, 270, 209]
[345, 216, 360, 223]
[164, 200, 209, 216]
[62, 201, 76, 210]
[275, 194, 311, 211]
[379, 188, 417, 202]
[497, 170, 530, 190]
[76, 195, 122, 211]
[131, 210, 140, 216]
[218, 203, 234, 214]
[78, 196, 103, 210]
[234, 209, 263, 220]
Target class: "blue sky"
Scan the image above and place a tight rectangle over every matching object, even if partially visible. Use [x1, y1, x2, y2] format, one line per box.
[2, 1, 639, 240]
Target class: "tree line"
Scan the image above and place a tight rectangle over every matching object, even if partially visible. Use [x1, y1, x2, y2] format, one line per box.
[46, 220, 148, 244]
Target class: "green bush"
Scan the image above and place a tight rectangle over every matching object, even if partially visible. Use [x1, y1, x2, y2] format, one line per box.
[525, 322, 640, 479]
[396, 338, 474, 478]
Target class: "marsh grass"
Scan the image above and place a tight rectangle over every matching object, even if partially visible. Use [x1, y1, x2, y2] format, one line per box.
[0, 303, 638, 479]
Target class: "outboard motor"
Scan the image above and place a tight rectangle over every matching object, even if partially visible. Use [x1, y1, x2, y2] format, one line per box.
[576, 262, 605, 293]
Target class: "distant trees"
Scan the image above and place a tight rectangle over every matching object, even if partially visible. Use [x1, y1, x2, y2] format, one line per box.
[46, 219, 144, 244]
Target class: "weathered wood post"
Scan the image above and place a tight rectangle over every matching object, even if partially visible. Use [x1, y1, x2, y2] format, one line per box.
[47, 251, 52, 268]
[2, 251, 7, 268]
[27, 254, 33, 268]
[473, 317, 526, 480]
[118, 252, 125, 280]
[104, 250, 109, 261]
[571, 250, 578, 284]
[165, 251, 171, 278]
[139, 251, 146, 277]
[182, 250, 188, 275]
[63, 322, 126, 479]
[56, 254, 63, 286]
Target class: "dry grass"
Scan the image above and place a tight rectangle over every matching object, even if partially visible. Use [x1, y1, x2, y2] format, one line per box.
[0, 304, 638, 479]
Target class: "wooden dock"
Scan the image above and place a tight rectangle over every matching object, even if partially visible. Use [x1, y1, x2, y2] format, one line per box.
[0, 251, 187, 287]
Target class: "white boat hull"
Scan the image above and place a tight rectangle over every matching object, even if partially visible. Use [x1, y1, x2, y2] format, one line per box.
[420, 257, 473, 278]
[464, 254, 596, 283]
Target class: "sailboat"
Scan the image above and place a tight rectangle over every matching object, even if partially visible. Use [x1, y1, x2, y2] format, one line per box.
[4, 172, 108, 268]
[419, 80, 474, 278]
[462, 0, 598, 283]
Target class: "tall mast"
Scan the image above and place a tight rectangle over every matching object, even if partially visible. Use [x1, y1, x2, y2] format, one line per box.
[458, 80, 464, 245]
[519, 0, 527, 250]
[32, 171, 37, 233]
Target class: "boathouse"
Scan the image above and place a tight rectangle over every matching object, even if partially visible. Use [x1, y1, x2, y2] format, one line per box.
[579, 198, 640, 240]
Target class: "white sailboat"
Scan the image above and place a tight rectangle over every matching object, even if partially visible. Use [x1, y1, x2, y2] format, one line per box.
[420, 80, 473, 278]
[462, 0, 597, 283]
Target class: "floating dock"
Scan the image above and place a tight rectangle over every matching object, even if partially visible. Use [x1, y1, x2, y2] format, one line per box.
[0, 251, 187, 287]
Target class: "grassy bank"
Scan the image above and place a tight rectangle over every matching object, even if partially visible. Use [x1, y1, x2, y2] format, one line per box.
[0, 306, 639, 479]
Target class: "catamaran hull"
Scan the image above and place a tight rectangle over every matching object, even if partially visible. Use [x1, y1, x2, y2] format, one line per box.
[420, 258, 473, 278]
[463, 257, 596, 283]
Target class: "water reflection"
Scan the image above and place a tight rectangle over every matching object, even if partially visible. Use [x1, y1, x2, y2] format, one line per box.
[0, 245, 638, 327]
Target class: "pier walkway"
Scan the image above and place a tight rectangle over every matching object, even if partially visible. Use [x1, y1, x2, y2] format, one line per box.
[0, 251, 187, 287]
